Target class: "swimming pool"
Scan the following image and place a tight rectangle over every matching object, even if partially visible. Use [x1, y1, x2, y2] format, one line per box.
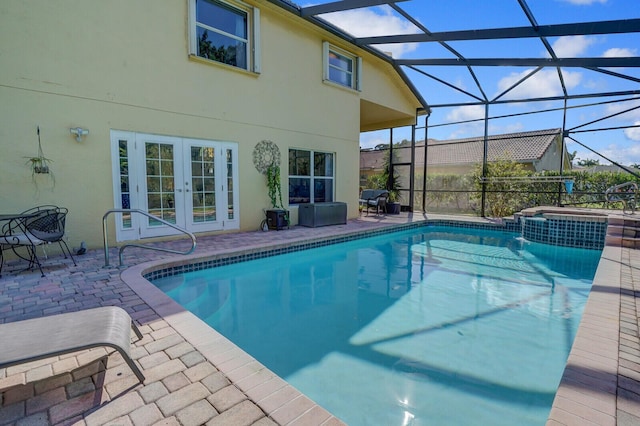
[152, 225, 602, 425]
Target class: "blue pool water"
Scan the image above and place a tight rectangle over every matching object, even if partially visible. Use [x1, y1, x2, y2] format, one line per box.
[152, 226, 602, 425]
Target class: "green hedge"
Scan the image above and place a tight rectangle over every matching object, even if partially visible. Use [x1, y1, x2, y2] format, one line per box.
[412, 167, 640, 217]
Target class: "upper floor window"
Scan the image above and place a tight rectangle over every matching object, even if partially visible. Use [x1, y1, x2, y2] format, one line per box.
[289, 149, 335, 205]
[190, 0, 261, 72]
[323, 42, 361, 90]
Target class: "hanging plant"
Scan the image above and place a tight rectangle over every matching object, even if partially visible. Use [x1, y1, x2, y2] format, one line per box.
[25, 126, 55, 189]
[266, 164, 285, 209]
[253, 140, 285, 209]
[253, 140, 289, 229]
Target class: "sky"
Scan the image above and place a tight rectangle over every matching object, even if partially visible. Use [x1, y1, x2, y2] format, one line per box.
[301, 0, 640, 166]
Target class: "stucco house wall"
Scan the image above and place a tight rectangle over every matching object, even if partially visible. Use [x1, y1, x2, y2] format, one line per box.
[0, 0, 422, 249]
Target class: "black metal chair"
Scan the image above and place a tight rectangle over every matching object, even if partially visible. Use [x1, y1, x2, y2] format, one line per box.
[25, 207, 77, 268]
[1, 210, 48, 277]
[358, 189, 389, 216]
[0, 206, 76, 277]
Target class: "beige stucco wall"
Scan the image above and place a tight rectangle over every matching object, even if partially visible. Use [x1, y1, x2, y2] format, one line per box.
[0, 0, 421, 250]
[534, 135, 571, 171]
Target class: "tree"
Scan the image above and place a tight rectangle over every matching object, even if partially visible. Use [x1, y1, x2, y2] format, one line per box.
[472, 156, 530, 218]
[365, 149, 402, 202]
[198, 31, 237, 66]
[568, 150, 577, 164]
[576, 158, 600, 167]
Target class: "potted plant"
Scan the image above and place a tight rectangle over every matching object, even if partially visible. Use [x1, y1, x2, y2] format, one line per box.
[383, 149, 402, 214]
[386, 189, 401, 214]
[253, 140, 289, 230]
[264, 164, 289, 229]
[25, 126, 55, 188]
[26, 155, 53, 175]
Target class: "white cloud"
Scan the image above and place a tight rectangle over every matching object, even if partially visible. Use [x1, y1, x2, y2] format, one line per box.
[598, 141, 640, 165]
[551, 36, 596, 58]
[360, 137, 386, 149]
[624, 122, 640, 141]
[321, 8, 419, 58]
[440, 105, 486, 139]
[445, 105, 485, 123]
[602, 47, 638, 57]
[605, 99, 640, 122]
[496, 69, 582, 100]
[360, 129, 389, 149]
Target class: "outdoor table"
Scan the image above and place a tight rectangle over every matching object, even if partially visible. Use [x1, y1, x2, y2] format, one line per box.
[0, 211, 43, 276]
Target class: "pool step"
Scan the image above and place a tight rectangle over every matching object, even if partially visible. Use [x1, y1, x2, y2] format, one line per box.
[606, 216, 640, 248]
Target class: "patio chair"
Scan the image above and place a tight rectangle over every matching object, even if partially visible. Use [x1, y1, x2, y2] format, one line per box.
[0, 207, 76, 277]
[0, 306, 145, 384]
[359, 189, 389, 216]
[25, 206, 77, 267]
[0, 210, 48, 277]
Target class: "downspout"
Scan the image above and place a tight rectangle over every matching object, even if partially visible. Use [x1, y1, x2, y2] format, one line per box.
[388, 128, 394, 192]
[410, 123, 416, 212]
[422, 113, 430, 212]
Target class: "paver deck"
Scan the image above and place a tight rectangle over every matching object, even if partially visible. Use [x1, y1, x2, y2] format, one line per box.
[0, 211, 638, 425]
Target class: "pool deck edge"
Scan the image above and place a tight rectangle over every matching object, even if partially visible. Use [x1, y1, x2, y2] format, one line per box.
[121, 264, 343, 426]
[1, 210, 638, 425]
[547, 244, 621, 425]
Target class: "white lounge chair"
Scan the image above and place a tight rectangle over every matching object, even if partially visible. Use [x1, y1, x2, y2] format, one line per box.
[0, 306, 145, 383]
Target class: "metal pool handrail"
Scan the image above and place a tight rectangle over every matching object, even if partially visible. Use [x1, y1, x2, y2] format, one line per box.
[102, 209, 197, 268]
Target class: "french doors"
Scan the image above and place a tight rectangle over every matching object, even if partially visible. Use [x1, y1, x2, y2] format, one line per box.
[111, 131, 239, 241]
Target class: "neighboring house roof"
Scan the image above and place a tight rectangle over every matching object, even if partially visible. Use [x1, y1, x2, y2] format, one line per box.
[422, 128, 562, 166]
[360, 128, 564, 170]
[360, 149, 387, 171]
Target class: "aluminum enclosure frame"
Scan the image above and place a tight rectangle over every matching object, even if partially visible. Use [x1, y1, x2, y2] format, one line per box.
[269, 0, 640, 216]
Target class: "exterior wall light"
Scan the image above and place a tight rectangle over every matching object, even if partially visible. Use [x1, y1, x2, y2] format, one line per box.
[70, 127, 89, 142]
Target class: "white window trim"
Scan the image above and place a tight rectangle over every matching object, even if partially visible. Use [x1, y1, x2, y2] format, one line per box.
[188, 0, 261, 73]
[323, 41, 361, 91]
[288, 149, 336, 205]
[110, 130, 140, 242]
[110, 130, 240, 242]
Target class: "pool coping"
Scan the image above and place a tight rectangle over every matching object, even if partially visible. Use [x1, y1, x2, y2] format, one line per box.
[546, 244, 621, 425]
[120, 216, 626, 425]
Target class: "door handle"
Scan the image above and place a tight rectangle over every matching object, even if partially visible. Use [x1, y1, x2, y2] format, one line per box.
[176, 189, 183, 192]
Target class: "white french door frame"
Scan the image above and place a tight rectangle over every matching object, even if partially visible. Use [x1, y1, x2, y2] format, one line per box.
[110, 131, 239, 242]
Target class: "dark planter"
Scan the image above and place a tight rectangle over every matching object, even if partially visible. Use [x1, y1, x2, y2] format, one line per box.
[387, 202, 401, 214]
[265, 209, 289, 230]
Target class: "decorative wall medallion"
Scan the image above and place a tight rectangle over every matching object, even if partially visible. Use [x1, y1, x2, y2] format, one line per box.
[252, 140, 281, 175]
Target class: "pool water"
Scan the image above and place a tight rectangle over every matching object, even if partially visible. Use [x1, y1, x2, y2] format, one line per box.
[152, 226, 602, 425]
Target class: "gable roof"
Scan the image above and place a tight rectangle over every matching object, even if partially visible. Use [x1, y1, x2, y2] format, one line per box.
[360, 128, 563, 169]
[424, 128, 562, 166]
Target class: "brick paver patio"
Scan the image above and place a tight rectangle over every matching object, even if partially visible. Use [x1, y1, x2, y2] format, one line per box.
[1, 211, 639, 425]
